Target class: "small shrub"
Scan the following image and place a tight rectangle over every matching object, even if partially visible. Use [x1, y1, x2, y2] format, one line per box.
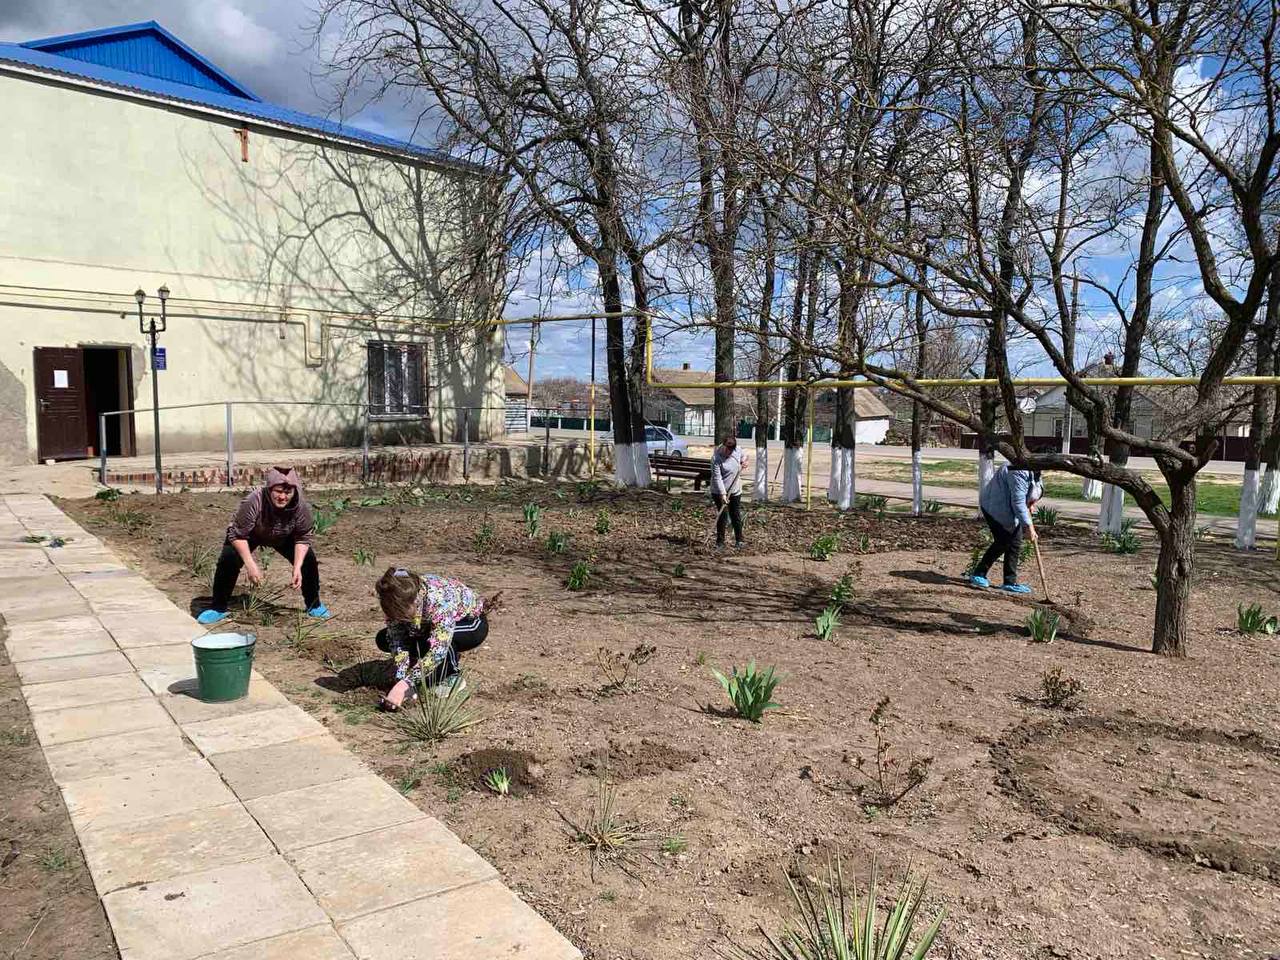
[808, 532, 839, 561]
[1033, 504, 1059, 527]
[559, 775, 656, 877]
[313, 511, 338, 536]
[106, 505, 152, 532]
[711, 661, 782, 723]
[566, 558, 592, 591]
[1101, 529, 1139, 554]
[815, 605, 841, 642]
[95, 487, 121, 501]
[576, 480, 600, 500]
[924, 498, 942, 513]
[35, 846, 70, 873]
[483, 767, 512, 796]
[852, 697, 932, 809]
[353, 548, 376, 567]
[523, 503, 542, 539]
[829, 571, 855, 607]
[393, 677, 483, 743]
[661, 836, 688, 856]
[1237, 602, 1280, 636]
[473, 516, 496, 552]
[724, 855, 944, 960]
[858, 494, 888, 512]
[672, 562, 687, 578]
[595, 508, 611, 535]
[596, 642, 656, 693]
[1040, 667, 1084, 710]
[1026, 607, 1060, 643]
[546, 530, 569, 554]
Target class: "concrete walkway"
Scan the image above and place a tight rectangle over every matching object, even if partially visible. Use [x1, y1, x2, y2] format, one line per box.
[0, 495, 579, 960]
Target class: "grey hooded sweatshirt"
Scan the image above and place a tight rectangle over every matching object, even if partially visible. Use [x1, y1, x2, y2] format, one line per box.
[226, 467, 315, 547]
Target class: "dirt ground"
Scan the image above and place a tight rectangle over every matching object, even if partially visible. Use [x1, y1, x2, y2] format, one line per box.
[64, 483, 1280, 960]
[0, 642, 117, 960]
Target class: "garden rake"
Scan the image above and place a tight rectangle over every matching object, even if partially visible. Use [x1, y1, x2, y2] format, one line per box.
[1032, 538, 1052, 603]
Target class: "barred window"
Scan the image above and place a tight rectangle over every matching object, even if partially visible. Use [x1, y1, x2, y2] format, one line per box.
[367, 342, 427, 418]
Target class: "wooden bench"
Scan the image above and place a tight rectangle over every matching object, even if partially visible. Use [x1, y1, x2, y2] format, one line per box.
[649, 453, 713, 490]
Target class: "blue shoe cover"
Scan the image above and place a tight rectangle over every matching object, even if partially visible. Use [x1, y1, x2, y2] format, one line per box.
[307, 604, 331, 619]
[197, 609, 230, 625]
[1000, 582, 1032, 594]
[968, 575, 990, 588]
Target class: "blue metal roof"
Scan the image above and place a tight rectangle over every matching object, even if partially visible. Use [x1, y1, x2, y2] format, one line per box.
[0, 21, 472, 169]
[22, 21, 259, 100]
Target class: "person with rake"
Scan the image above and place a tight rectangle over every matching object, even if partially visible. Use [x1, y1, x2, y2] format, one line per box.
[711, 434, 748, 549]
[197, 466, 329, 625]
[374, 567, 493, 711]
[968, 464, 1044, 594]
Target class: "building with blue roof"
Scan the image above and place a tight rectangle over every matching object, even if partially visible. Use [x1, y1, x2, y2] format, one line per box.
[0, 21, 502, 466]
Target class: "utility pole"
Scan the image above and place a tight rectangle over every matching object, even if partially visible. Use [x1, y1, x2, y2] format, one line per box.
[135, 286, 169, 493]
[526, 322, 540, 432]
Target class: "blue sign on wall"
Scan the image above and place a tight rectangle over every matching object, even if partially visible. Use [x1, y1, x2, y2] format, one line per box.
[152, 347, 166, 371]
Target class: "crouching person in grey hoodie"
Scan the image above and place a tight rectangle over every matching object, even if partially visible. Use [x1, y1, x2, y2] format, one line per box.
[197, 466, 328, 625]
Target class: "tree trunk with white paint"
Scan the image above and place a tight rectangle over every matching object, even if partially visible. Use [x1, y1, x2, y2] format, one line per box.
[1237, 468, 1261, 549]
[911, 449, 923, 515]
[1081, 477, 1103, 500]
[1098, 484, 1126, 534]
[782, 446, 803, 502]
[827, 442, 841, 502]
[754, 447, 769, 502]
[1260, 464, 1280, 516]
[977, 454, 995, 517]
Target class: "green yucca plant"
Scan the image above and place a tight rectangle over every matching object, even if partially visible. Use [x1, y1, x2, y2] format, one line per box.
[566, 558, 592, 591]
[1237, 602, 1279, 636]
[723, 856, 944, 960]
[923, 499, 942, 514]
[1025, 607, 1060, 643]
[547, 530, 569, 554]
[523, 503, 542, 538]
[393, 677, 483, 743]
[712, 662, 782, 722]
[815, 605, 841, 642]
[1032, 505, 1059, 527]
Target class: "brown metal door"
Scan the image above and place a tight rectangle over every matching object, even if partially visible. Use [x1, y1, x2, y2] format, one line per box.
[34, 348, 86, 461]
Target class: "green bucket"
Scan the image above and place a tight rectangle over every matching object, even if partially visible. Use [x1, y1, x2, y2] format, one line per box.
[192, 633, 255, 702]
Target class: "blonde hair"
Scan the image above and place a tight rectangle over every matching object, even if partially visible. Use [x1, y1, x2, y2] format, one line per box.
[375, 566, 421, 622]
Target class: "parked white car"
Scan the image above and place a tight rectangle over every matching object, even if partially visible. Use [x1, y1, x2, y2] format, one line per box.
[644, 425, 689, 456]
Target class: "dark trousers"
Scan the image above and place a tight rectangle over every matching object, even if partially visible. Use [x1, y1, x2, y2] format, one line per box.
[712, 492, 744, 544]
[975, 510, 1023, 585]
[210, 540, 320, 612]
[375, 614, 488, 683]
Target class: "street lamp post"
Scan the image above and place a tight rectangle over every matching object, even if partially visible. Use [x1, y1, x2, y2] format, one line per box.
[135, 286, 169, 493]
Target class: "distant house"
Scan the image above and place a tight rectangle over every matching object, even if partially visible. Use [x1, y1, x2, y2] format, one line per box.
[645, 364, 753, 436]
[811, 389, 895, 444]
[504, 366, 529, 433]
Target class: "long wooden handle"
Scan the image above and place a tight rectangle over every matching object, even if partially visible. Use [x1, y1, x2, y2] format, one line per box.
[1033, 539, 1051, 603]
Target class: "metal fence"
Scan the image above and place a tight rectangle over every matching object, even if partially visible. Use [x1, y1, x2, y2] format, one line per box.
[97, 401, 586, 491]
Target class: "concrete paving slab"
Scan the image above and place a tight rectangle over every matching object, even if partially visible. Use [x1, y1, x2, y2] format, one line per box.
[32, 696, 173, 747]
[183, 704, 327, 756]
[22, 672, 152, 713]
[14, 649, 133, 685]
[43, 726, 196, 784]
[209, 734, 368, 801]
[292, 817, 497, 921]
[3, 615, 117, 662]
[338, 878, 581, 960]
[0, 551, 52, 578]
[246, 774, 426, 852]
[100, 610, 205, 648]
[161, 676, 290, 724]
[80, 802, 274, 896]
[125, 643, 198, 694]
[0, 576, 91, 623]
[103, 855, 328, 960]
[193, 925, 356, 960]
[62, 757, 234, 831]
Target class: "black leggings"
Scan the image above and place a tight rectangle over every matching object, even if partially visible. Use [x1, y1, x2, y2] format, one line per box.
[376, 614, 488, 683]
[210, 540, 320, 612]
[712, 492, 743, 544]
[974, 510, 1023, 585]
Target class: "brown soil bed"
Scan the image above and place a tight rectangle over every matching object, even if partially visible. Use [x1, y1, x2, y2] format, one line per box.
[0, 637, 118, 960]
[64, 483, 1280, 960]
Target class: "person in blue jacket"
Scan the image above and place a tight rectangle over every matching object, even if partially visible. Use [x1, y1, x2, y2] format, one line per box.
[969, 464, 1044, 593]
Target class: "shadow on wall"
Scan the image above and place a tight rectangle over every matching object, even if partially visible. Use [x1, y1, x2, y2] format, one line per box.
[0, 360, 27, 466]
[180, 128, 504, 451]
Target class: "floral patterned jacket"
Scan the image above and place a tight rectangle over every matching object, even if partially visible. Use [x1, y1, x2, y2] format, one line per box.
[388, 574, 484, 685]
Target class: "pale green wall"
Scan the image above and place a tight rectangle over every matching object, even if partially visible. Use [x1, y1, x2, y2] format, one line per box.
[0, 73, 503, 465]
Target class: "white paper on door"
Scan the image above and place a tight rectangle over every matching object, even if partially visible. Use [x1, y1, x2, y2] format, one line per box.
[53, 370, 68, 389]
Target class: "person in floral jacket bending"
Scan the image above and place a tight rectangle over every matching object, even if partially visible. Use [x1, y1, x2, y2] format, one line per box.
[374, 567, 490, 710]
